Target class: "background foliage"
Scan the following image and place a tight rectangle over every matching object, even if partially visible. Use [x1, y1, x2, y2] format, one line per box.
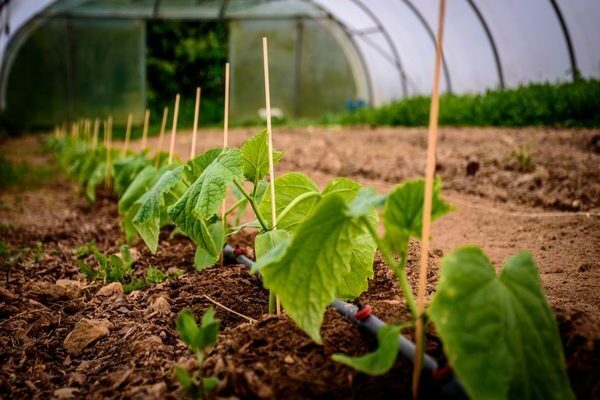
[321, 79, 600, 128]
[146, 20, 228, 128]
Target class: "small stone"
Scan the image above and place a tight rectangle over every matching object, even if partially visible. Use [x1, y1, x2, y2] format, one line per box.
[159, 330, 167, 340]
[29, 281, 70, 301]
[64, 319, 112, 355]
[151, 297, 171, 314]
[283, 355, 295, 364]
[133, 335, 163, 354]
[55, 279, 83, 298]
[53, 387, 79, 399]
[95, 282, 123, 297]
[572, 199, 581, 210]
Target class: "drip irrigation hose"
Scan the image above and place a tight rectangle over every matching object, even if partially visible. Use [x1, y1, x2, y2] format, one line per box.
[223, 244, 468, 399]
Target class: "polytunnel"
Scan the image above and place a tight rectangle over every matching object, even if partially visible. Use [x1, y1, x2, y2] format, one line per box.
[1, 0, 599, 126]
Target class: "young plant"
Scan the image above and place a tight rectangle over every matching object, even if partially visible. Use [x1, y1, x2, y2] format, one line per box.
[175, 308, 220, 399]
[254, 178, 573, 398]
[77, 244, 135, 284]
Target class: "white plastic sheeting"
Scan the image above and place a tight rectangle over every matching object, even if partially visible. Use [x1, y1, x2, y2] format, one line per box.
[1, 0, 599, 109]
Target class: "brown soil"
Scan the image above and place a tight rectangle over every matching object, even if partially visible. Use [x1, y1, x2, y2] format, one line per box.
[0, 127, 599, 399]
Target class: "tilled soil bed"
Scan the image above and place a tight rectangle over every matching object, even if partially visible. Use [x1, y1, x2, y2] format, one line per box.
[1, 128, 599, 399]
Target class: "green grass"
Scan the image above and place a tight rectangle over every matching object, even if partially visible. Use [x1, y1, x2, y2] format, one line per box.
[0, 154, 53, 189]
[319, 79, 600, 128]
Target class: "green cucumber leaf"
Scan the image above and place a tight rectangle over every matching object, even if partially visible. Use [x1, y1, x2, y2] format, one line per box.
[323, 178, 378, 300]
[332, 324, 401, 375]
[113, 155, 149, 197]
[118, 165, 157, 214]
[336, 228, 376, 300]
[169, 149, 242, 253]
[193, 220, 225, 270]
[85, 161, 106, 202]
[347, 187, 387, 218]
[255, 230, 291, 260]
[133, 165, 187, 253]
[253, 195, 366, 343]
[322, 177, 361, 201]
[184, 147, 224, 185]
[240, 128, 283, 183]
[383, 178, 451, 254]
[258, 172, 320, 232]
[170, 148, 242, 220]
[429, 247, 574, 400]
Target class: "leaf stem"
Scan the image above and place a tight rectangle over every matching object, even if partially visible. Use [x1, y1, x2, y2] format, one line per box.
[223, 197, 245, 218]
[268, 291, 276, 314]
[275, 191, 321, 227]
[360, 216, 418, 317]
[233, 179, 269, 231]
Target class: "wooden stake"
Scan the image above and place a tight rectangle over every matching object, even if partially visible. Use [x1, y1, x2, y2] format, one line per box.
[190, 87, 202, 160]
[155, 106, 169, 168]
[263, 37, 281, 316]
[141, 108, 150, 151]
[92, 118, 99, 150]
[123, 113, 133, 156]
[413, 0, 446, 397]
[221, 64, 230, 224]
[168, 94, 180, 164]
[105, 116, 113, 188]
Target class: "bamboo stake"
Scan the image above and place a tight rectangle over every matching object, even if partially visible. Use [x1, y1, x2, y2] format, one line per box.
[168, 94, 180, 164]
[221, 64, 230, 222]
[123, 113, 133, 156]
[412, 0, 446, 397]
[190, 87, 202, 160]
[155, 106, 169, 168]
[141, 108, 150, 151]
[263, 37, 281, 316]
[105, 116, 113, 189]
[92, 118, 99, 150]
[219, 64, 231, 269]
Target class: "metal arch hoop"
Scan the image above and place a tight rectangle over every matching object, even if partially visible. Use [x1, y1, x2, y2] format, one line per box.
[547, 0, 578, 80]
[398, 0, 453, 94]
[345, 0, 408, 98]
[301, 0, 376, 106]
[464, 0, 505, 89]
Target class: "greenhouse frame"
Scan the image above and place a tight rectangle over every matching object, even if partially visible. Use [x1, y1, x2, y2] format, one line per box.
[0, 0, 599, 125]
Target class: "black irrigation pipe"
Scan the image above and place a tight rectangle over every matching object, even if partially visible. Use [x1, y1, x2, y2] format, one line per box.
[223, 244, 468, 399]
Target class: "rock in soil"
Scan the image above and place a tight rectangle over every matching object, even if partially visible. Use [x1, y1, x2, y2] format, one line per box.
[63, 319, 113, 355]
[28, 281, 73, 302]
[55, 279, 83, 298]
[95, 282, 124, 297]
[151, 296, 171, 314]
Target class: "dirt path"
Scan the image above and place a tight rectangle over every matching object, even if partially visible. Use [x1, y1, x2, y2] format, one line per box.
[0, 127, 599, 398]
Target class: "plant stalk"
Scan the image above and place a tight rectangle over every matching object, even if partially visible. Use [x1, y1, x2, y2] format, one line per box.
[275, 191, 321, 226]
[233, 179, 269, 231]
[223, 197, 246, 218]
[361, 217, 418, 317]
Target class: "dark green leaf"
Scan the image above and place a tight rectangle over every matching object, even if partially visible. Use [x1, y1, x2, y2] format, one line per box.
[254, 195, 366, 343]
[332, 324, 401, 375]
[429, 247, 574, 400]
[258, 172, 320, 232]
[240, 129, 283, 183]
[383, 178, 451, 253]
